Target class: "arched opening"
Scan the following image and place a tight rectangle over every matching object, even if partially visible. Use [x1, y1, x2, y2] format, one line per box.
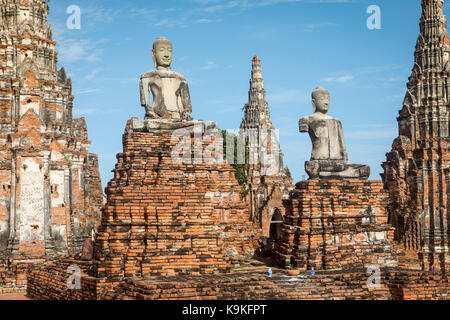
[269, 209, 283, 242]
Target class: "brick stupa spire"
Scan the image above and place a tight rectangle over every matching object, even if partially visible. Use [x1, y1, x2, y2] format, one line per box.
[241, 55, 271, 129]
[239, 56, 293, 240]
[0, 0, 103, 258]
[382, 0, 450, 270]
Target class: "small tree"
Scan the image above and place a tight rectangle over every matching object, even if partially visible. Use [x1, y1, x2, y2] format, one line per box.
[221, 129, 249, 197]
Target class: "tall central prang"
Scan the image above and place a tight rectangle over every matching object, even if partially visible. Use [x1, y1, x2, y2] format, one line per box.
[382, 0, 450, 271]
[239, 56, 292, 247]
[0, 0, 103, 257]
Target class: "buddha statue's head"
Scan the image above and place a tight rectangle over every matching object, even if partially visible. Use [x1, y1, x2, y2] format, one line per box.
[312, 87, 330, 114]
[152, 37, 173, 71]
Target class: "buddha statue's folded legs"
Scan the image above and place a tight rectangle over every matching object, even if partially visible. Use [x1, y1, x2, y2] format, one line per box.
[305, 160, 370, 180]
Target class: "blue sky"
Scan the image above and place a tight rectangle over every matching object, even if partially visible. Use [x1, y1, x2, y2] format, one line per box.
[47, 0, 426, 187]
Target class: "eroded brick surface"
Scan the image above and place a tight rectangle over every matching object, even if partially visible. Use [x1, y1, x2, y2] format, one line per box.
[23, 0, 450, 301]
[0, 0, 103, 291]
[382, 0, 450, 271]
[91, 119, 260, 279]
[26, 262, 449, 300]
[274, 180, 399, 271]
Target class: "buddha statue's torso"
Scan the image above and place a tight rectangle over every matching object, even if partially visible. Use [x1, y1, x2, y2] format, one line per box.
[140, 70, 191, 120]
[300, 115, 346, 161]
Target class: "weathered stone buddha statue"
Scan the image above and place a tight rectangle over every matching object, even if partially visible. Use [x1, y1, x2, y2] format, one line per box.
[136, 37, 215, 132]
[140, 37, 192, 120]
[299, 87, 370, 180]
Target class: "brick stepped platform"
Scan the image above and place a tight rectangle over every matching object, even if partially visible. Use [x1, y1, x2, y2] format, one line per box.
[274, 180, 399, 270]
[26, 258, 112, 300]
[0, 256, 46, 294]
[103, 266, 384, 300]
[26, 259, 450, 300]
[92, 119, 260, 279]
[385, 270, 449, 300]
[106, 267, 449, 300]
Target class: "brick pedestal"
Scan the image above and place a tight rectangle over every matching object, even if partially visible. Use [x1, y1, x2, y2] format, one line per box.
[92, 119, 260, 279]
[274, 180, 398, 271]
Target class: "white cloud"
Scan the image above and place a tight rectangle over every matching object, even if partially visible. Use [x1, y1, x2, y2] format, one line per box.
[321, 75, 354, 83]
[73, 108, 97, 116]
[55, 38, 109, 64]
[200, 61, 217, 70]
[268, 89, 308, 103]
[75, 88, 101, 95]
[302, 22, 338, 32]
[346, 126, 397, 140]
[129, 8, 159, 19]
[84, 68, 103, 81]
[83, 7, 125, 25]
[248, 0, 351, 6]
[193, 18, 223, 24]
[203, 1, 240, 13]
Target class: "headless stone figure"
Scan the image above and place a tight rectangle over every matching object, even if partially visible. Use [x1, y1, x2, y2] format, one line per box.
[140, 37, 192, 121]
[299, 87, 370, 180]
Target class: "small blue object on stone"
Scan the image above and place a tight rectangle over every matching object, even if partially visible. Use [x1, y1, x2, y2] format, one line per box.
[268, 268, 272, 278]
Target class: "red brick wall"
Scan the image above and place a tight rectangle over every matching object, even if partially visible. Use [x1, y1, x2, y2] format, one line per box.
[274, 180, 398, 271]
[92, 120, 260, 279]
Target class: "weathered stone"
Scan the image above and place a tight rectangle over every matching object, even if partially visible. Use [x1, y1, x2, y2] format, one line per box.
[382, 0, 450, 271]
[131, 118, 217, 133]
[300, 87, 370, 180]
[140, 37, 192, 121]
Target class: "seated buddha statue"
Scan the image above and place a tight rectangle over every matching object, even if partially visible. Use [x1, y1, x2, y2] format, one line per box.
[299, 87, 370, 180]
[136, 37, 215, 132]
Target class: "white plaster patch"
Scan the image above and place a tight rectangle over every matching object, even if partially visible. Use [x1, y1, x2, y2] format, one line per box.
[375, 231, 386, 241]
[50, 150, 63, 162]
[18, 9, 29, 24]
[18, 158, 44, 242]
[56, 110, 63, 121]
[0, 220, 7, 233]
[20, 97, 40, 117]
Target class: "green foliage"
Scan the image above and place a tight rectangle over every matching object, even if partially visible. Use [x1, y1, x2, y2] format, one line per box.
[241, 103, 249, 113]
[220, 129, 249, 195]
[64, 155, 72, 168]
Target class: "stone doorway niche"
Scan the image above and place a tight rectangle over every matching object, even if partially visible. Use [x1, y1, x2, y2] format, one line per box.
[268, 209, 283, 255]
[270, 208, 283, 241]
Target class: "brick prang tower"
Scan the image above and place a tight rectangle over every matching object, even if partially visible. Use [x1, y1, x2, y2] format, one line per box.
[0, 0, 103, 257]
[382, 0, 450, 270]
[239, 56, 293, 240]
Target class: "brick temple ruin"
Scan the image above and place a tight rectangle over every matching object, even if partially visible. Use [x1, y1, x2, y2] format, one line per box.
[382, 0, 450, 272]
[0, 0, 103, 293]
[8, 0, 450, 300]
[239, 56, 293, 251]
